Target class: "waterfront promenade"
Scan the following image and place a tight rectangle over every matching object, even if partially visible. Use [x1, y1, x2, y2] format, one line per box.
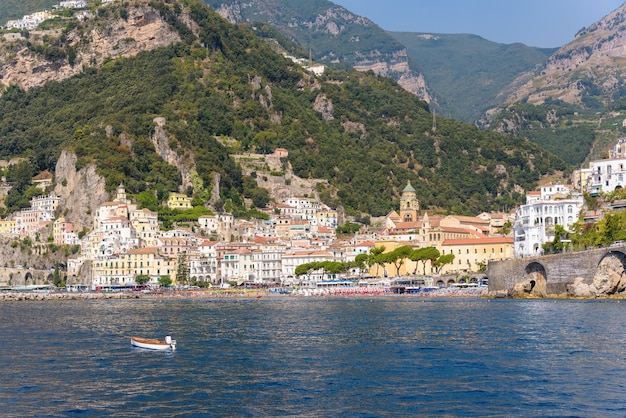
[0, 286, 487, 301]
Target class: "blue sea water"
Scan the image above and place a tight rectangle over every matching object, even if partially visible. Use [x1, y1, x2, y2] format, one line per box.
[1, 297, 626, 417]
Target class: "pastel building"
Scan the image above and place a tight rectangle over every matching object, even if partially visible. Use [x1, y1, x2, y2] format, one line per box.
[513, 185, 583, 258]
[167, 193, 192, 210]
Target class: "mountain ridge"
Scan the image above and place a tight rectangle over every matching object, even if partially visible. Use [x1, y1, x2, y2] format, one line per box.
[203, 0, 432, 101]
[0, 0, 566, 221]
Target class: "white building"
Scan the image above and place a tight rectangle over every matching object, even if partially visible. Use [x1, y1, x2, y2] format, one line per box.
[281, 249, 334, 285]
[189, 240, 219, 283]
[513, 184, 583, 258]
[583, 138, 626, 196]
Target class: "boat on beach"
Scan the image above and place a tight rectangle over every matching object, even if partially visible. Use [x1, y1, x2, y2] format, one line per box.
[130, 335, 176, 350]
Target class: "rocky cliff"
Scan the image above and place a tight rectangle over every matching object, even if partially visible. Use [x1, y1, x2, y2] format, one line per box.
[502, 3, 626, 108]
[53, 150, 108, 231]
[207, 0, 431, 101]
[0, 1, 180, 92]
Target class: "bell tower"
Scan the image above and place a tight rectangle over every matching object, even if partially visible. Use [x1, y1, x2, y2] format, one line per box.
[399, 180, 419, 223]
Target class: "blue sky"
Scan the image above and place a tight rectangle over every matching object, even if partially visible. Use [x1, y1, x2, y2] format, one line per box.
[331, 0, 625, 48]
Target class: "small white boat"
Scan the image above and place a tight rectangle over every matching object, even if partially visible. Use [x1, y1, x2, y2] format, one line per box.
[130, 335, 176, 350]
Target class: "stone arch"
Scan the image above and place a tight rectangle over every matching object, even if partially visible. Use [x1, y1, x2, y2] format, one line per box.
[446, 279, 456, 287]
[24, 272, 33, 286]
[518, 262, 548, 297]
[47, 274, 54, 283]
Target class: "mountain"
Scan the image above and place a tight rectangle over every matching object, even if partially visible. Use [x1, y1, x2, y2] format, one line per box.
[484, 4, 626, 166]
[202, 0, 431, 101]
[389, 32, 557, 124]
[501, 4, 626, 109]
[0, 0, 566, 221]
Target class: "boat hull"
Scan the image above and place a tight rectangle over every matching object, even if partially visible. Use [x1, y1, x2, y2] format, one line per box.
[130, 336, 176, 350]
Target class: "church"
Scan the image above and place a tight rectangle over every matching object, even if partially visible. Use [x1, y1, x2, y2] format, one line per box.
[381, 180, 514, 275]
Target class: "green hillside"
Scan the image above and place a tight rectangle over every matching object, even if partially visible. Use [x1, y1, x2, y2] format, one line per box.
[0, 0, 567, 217]
[0, 0, 60, 25]
[390, 32, 556, 123]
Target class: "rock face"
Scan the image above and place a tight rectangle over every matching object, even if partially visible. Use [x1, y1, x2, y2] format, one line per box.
[53, 150, 108, 231]
[501, 3, 626, 108]
[568, 253, 626, 297]
[209, 0, 431, 101]
[151, 117, 195, 192]
[0, 0, 181, 92]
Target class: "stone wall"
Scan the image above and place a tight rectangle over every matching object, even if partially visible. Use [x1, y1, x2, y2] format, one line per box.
[487, 246, 626, 297]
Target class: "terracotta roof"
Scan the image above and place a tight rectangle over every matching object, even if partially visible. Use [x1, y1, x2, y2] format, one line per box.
[394, 221, 421, 229]
[127, 247, 159, 255]
[357, 241, 376, 247]
[33, 170, 53, 181]
[443, 237, 514, 246]
[454, 215, 489, 224]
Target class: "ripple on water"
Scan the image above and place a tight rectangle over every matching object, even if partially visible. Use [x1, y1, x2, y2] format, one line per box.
[1, 298, 626, 416]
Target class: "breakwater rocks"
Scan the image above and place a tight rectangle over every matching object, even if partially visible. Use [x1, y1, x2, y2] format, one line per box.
[0, 292, 140, 302]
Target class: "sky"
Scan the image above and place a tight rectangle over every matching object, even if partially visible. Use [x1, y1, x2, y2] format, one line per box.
[331, 0, 625, 48]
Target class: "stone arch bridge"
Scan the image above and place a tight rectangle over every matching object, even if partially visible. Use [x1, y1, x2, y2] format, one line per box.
[487, 245, 626, 297]
[0, 267, 59, 287]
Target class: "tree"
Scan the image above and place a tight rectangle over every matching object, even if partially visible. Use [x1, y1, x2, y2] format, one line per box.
[387, 246, 413, 276]
[543, 224, 569, 254]
[354, 253, 368, 277]
[433, 254, 455, 275]
[135, 274, 150, 285]
[369, 246, 386, 276]
[158, 275, 172, 287]
[176, 252, 189, 285]
[410, 247, 440, 275]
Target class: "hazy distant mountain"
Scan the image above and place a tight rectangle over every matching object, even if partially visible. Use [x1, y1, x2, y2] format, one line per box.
[203, 0, 431, 101]
[390, 32, 557, 124]
[501, 3, 626, 110]
[485, 3, 626, 166]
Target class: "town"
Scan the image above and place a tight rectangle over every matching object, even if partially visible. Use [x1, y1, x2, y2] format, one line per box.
[2, 136, 624, 292]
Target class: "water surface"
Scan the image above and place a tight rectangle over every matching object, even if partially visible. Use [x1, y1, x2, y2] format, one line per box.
[1, 298, 625, 416]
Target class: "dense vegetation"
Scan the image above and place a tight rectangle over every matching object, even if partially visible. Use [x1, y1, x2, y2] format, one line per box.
[488, 101, 626, 166]
[0, 0, 567, 217]
[0, 0, 59, 25]
[390, 32, 556, 123]
[203, 0, 420, 75]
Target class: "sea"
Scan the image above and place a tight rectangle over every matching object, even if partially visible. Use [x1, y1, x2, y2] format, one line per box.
[2, 297, 626, 417]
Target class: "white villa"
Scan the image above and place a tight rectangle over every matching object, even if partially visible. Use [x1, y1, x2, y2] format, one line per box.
[513, 184, 583, 258]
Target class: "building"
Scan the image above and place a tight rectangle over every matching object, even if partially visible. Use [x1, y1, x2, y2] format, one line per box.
[53, 216, 77, 246]
[441, 237, 514, 274]
[513, 184, 583, 258]
[580, 139, 626, 196]
[92, 247, 177, 286]
[399, 181, 419, 223]
[167, 193, 192, 210]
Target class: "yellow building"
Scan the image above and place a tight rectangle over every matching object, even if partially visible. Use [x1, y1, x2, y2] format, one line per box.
[92, 247, 178, 285]
[440, 237, 514, 274]
[0, 218, 15, 235]
[167, 193, 192, 210]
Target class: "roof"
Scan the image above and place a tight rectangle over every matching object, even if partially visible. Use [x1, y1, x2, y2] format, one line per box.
[33, 170, 53, 181]
[127, 247, 160, 255]
[403, 180, 416, 193]
[393, 221, 421, 230]
[443, 237, 514, 246]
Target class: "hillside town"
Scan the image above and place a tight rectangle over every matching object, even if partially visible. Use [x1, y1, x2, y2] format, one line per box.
[5, 137, 626, 290]
[2, 1, 116, 31]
